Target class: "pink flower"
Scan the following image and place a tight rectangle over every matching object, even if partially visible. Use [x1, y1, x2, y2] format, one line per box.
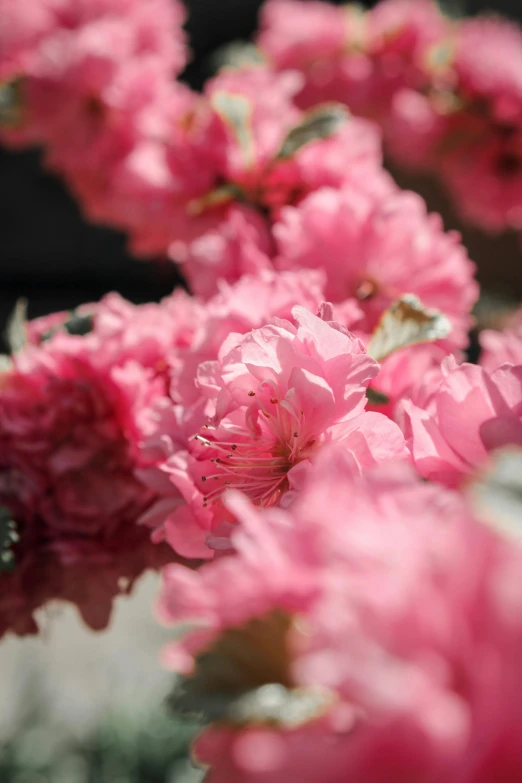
[174, 204, 275, 300]
[155, 306, 407, 555]
[398, 357, 522, 487]
[26, 287, 204, 416]
[166, 65, 390, 297]
[135, 270, 330, 556]
[258, 0, 349, 74]
[480, 315, 522, 372]
[169, 268, 328, 405]
[274, 185, 478, 343]
[257, 0, 355, 110]
[0, 337, 174, 637]
[160, 447, 522, 782]
[1, 0, 188, 144]
[0, 0, 55, 82]
[440, 117, 522, 233]
[452, 16, 522, 109]
[0, 0, 192, 250]
[258, 0, 448, 117]
[81, 289, 202, 380]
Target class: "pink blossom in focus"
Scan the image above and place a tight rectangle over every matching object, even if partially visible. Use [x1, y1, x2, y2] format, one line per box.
[136, 270, 330, 554]
[160, 447, 522, 782]
[398, 357, 522, 487]
[155, 306, 407, 555]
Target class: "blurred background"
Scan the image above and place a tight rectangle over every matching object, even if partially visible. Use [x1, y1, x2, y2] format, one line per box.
[1, 1, 521, 780]
[2, 0, 522, 333]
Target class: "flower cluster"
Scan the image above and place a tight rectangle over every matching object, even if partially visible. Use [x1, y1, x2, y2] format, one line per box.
[258, 0, 522, 234]
[160, 448, 522, 783]
[0, 291, 196, 636]
[0, 0, 190, 255]
[1, 2, 522, 782]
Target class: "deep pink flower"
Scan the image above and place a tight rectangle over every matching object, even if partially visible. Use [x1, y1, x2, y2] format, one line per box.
[160, 447, 522, 782]
[398, 357, 522, 487]
[0, 337, 174, 637]
[440, 117, 522, 233]
[453, 16, 522, 110]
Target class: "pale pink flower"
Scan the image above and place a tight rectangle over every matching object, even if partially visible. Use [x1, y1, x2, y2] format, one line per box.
[480, 314, 522, 372]
[160, 447, 522, 782]
[398, 357, 522, 487]
[136, 270, 329, 554]
[170, 268, 327, 405]
[156, 306, 407, 555]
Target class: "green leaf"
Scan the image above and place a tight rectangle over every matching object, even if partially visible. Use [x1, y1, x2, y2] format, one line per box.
[5, 298, 27, 354]
[367, 294, 451, 363]
[211, 91, 255, 167]
[0, 507, 19, 574]
[187, 183, 244, 216]
[210, 42, 267, 71]
[0, 355, 12, 372]
[277, 104, 349, 160]
[41, 310, 94, 342]
[169, 611, 335, 728]
[366, 388, 390, 406]
[62, 312, 94, 337]
[0, 79, 24, 128]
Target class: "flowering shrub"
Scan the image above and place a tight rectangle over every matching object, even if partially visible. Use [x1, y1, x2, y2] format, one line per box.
[259, 0, 522, 235]
[1, 1, 522, 781]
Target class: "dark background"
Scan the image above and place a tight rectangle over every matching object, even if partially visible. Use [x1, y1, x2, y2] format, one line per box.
[1, 0, 521, 332]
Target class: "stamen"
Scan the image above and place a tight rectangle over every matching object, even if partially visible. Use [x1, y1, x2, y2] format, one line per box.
[194, 400, 318, 509]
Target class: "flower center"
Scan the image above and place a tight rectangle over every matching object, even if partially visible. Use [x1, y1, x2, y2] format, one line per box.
[197, 433, 292, 508]
[195, 398, 317, 508]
